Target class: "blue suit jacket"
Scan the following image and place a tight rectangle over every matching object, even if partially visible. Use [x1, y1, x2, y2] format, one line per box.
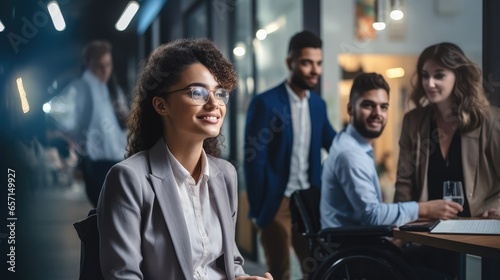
[244, 82, 336, 227]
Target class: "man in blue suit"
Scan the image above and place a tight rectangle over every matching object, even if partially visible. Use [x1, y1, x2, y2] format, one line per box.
[244, 30, 336, 279]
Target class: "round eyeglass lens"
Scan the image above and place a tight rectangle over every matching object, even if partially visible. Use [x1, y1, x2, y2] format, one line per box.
[191, 87, 209, 105]
[215, 89, 229, 105]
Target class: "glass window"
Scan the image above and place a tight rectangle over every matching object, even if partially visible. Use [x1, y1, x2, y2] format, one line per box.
[254, 0, 302, 92]
[185, 1, 209, 38]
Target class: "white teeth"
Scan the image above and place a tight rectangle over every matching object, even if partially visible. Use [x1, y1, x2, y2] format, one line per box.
[203, 116, 218, 121]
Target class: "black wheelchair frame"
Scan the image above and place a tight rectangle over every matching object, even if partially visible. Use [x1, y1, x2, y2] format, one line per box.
[290, 188, 418, 280]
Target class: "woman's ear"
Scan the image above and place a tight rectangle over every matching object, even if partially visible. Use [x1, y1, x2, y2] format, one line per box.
[152, 96, 168, 116]
[347, 102, 353, 116]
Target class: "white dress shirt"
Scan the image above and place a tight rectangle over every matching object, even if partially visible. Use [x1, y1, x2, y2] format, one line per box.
[284, 83, 311, 197]
[70, 70, 127, 161]
[166, 145, 226, 280]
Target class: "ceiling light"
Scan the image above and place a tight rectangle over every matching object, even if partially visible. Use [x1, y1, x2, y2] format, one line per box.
[390, 9, 404, 20]
[47, 1, 66, 31]
[233, 42, 246, 57]
[116, 1, 140, 31]
[16, 77, 30, 113]
[256, 29, 267, 40]
[386, 67, 405, 79]
[264, 17, 285, 34]
[373, 22, 386, 31]
[390, 0, 404, 20]
[256, 16, 286, 40]
[43, 102, 52, 113]
[372, 0, 386, 31]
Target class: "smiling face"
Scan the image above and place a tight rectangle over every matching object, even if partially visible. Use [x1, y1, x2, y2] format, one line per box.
[287, 47, 323, 90]
[349, 89, 389, 140]
[154, 63, 226, 143]
[421, 59, 456, 106]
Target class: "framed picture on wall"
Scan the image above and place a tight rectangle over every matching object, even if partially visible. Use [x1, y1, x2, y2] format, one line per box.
[355, 0, 377, 41]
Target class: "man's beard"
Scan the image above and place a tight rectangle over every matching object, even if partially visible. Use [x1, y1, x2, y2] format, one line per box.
[290, 72, 317, 90]
[352, 116, 385, 139]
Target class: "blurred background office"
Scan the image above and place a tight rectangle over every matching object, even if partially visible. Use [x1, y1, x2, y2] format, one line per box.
[1, 0, 499, 279]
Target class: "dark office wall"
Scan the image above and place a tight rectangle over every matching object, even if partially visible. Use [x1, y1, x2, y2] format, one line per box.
[483, 0, 500, 107]
[161, 0, 184, 42]
[303, 0, 321, 95]
[303, 0, 320, 37]
[211, 1, 230, 56]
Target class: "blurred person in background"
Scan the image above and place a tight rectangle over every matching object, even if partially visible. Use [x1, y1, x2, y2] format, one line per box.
[59, 40, 129, 207]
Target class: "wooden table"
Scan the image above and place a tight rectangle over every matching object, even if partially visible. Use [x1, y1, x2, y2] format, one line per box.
[393, 229, 500, 260]
[393, 227, 500, 279]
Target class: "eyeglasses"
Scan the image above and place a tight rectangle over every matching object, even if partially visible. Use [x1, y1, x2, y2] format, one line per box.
[164, 86, 230, 106]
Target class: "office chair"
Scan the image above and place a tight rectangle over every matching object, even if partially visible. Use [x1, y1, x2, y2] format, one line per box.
[290, 188, 417, 280]
[73, 208, 104, 280]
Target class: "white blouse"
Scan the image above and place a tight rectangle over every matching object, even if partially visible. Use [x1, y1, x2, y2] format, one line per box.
[166, 145, 225, 280]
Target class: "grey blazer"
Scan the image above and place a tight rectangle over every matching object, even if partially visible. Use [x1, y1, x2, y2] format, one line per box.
[395, 106, 500, 216]
[97, 139, 247, 280]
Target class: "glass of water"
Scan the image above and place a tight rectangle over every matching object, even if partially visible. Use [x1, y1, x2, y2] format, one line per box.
[443, 181, 464, 206]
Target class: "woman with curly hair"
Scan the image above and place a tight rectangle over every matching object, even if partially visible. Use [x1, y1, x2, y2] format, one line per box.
[394, 42, 500, 278]
[97, 38, 273, 280]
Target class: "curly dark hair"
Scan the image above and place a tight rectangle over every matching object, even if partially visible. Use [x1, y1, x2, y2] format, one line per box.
[411, 42, 489, 132]
[126, 38, 237, 158]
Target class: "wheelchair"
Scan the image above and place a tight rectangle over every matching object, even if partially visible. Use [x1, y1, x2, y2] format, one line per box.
[73, 209, 104, 280]
[290, 188, 417, 280]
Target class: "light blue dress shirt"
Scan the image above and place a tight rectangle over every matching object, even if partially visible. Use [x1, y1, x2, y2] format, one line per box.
[320, 125, 419, 228]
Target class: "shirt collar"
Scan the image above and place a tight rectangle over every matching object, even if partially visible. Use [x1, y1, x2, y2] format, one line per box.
[199, 149, 209, 178]
[346, 124, 374, 157]
[165, 143, 210, 185]
[285, 82, 310, 102]
[82, 69, 106, 86]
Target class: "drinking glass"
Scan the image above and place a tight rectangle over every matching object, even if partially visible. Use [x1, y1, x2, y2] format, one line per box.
[443, 181, 464, 206]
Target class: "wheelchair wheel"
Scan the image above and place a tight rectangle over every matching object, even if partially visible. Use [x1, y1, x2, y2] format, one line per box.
[312, 246, 417, 280]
